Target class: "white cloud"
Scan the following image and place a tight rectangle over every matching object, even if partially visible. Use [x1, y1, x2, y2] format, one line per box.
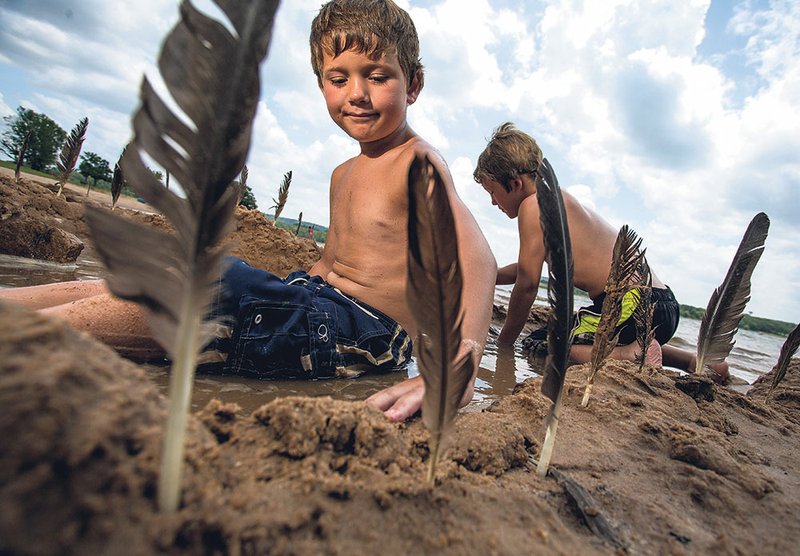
[0, 94, 13, 119]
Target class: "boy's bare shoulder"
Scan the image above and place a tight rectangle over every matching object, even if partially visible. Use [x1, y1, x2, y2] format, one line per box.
[402, 136, 452, 178]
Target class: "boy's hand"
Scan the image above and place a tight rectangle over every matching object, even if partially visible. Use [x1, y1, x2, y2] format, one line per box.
[366, 340, 481, 422]
[366, 375, 425, 422]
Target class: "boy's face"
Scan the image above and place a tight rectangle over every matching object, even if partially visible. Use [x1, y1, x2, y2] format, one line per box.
[319, 47, 420, 145]
[480, 178, 522, 219]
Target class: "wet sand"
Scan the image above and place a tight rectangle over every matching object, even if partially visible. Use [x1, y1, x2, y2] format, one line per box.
[2, 300, 799, 554]
[1, 171, 799, 554]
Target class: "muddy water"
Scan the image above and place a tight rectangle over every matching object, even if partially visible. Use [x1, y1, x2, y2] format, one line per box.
[0, 256, 785, 413]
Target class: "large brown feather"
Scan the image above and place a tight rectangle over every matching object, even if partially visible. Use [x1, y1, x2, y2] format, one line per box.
[84, 0, 280, 511]
[695, 213, 769, 374]
[406, 154, 474, 484]
[534, 158, 574, 477]
[582, 225, 644, 406]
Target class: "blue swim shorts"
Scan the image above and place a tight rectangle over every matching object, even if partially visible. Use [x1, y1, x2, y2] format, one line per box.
[203, 257, 412, 379]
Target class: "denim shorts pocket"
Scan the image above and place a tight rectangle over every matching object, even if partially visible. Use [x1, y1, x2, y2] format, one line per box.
[226, 299, 314, 379]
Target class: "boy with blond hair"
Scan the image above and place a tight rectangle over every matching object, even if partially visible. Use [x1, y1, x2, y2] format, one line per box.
[1, 0, 497, 420]
[473, 122, 729, 380]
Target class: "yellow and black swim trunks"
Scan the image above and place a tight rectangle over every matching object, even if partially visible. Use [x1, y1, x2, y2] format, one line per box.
[522, 286, 680, 353]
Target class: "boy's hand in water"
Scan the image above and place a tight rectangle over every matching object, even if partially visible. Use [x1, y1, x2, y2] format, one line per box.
[366, 375, 425, 422]
[366, 340, 481, 422]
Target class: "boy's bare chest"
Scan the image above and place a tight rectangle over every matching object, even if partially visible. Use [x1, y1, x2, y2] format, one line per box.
[332, 165, 409, 236]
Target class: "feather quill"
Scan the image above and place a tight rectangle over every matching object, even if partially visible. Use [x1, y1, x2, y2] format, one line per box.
[581, 226, 644, 406]
[535, 158, 574, 477]
[84, 0, 279, 512]
[767, 322, 800, 400]
[633, 256, 655, 372]
[695, 213, 769, 375]
[406, 154, 474, 484]
[55, 117, 89, 197]
[271, 170, 291, 221]
[110, 147, 126, 210]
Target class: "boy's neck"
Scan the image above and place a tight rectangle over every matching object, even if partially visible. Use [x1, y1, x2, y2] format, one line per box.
[358, 122, 417, 158]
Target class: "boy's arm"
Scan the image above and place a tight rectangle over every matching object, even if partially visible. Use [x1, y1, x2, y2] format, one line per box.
[496, 198, 545, 345]
[496, 263, 517, 285]
[367, 152, 497, 422]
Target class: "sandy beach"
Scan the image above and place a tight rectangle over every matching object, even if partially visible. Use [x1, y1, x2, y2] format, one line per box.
[1, 172, 799, 554]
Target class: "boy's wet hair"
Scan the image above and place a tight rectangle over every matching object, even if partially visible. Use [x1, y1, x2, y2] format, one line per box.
[473, 122, 544, 192]
[310, 0, 424, 89]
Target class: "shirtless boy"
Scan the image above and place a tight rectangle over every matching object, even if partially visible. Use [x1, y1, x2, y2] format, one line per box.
[473, 122, 729, 381]
[0, 0, 497, 421]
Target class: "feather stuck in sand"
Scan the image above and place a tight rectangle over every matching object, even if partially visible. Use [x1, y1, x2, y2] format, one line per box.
[534, 158, 574, 477]
[84, 0, 280, 511]
[406, 154, 474, 483]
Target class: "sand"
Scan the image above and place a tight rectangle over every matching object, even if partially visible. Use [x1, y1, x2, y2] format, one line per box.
[1, 172, 799, 555]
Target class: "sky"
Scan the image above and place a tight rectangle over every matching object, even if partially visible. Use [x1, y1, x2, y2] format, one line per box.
[0, 0, 798, 323]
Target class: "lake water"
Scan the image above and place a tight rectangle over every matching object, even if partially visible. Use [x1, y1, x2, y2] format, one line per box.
[0, 254, 787, 412]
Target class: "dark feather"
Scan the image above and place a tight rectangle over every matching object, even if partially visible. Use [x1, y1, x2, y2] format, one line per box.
[767, 322, 800, 399]
[272, 170, 291, 221]
[56, 117, 89, 197]
[84, 0, 280, 512]
[406, 154, 474, 483]
[695, 213, 769, 374]
[633, 256, 656, 372]
[535, 158, 574, 477]
[582, 226, 645, 406]
[110, 147, 126, 209]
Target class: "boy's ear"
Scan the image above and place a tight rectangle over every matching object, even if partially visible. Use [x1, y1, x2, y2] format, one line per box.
[509, 176, 524, 191]
[406, 70, 423, 105]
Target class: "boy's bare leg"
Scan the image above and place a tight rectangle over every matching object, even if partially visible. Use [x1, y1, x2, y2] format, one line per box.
[42, 292, 165, 361]
[569, 339, 663, 367]
[662, 344, 730, 383]
[0, 279, 108, 310]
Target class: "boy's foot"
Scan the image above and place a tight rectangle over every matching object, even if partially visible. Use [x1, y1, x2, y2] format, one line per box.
[702, 361, 730, 384]
[615, 339, 662, 367]
[686, 355, 730, 384]
[644, 339, 663, 367]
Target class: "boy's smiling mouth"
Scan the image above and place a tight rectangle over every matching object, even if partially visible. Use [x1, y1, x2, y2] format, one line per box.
[346, 111, 377, 119]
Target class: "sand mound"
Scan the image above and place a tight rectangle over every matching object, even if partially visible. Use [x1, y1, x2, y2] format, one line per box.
[0, 173, 321, 276]
[2, 299, 799, 554]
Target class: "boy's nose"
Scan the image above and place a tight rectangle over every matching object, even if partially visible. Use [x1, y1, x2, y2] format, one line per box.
[349, 79, 369, 103]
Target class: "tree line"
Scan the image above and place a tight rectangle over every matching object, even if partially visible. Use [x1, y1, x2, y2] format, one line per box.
[0, 106, 258, 208]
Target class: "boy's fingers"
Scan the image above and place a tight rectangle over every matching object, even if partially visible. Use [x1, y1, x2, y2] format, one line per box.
[366, 376, 424, 421]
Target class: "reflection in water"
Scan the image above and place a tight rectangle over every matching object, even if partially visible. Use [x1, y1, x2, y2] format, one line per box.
[1, 253, 788, 414]
[0, 253, 106, 286]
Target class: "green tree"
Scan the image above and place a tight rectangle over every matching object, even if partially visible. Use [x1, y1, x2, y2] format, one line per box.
[239, 182, 258, 209]
[79, 151, 112, 195]
[1, 106, 67, 171]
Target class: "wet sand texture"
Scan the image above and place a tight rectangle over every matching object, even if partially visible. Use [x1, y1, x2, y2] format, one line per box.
[2, 297, 799, 555]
